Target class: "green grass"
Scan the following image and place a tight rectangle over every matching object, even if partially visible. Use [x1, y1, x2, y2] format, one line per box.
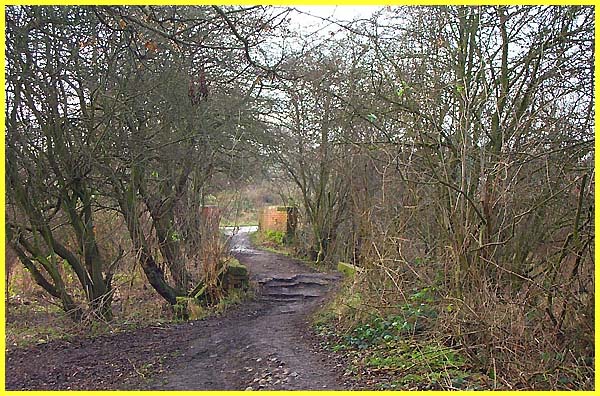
[248, 231, 284, 252]
[248, 230, 286, 249]
[312, 284, 492, 390]
[262, 230, 285, 244]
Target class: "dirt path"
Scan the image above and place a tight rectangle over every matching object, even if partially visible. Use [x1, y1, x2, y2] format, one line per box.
[6, 230, 347, 391]
[146, 230, 344, 390]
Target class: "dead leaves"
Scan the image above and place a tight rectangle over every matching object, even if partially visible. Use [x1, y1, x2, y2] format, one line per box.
[144, 40, 158, 53]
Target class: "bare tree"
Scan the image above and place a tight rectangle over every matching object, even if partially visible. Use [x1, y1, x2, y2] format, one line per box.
[5, 5, 292, 312]
[5, 6, 122, 320]
[325, 5, 594, 387]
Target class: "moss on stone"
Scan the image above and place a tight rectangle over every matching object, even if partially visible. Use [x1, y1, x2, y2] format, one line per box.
[338, 262, 360, 277]
[223, 258, 249, 290]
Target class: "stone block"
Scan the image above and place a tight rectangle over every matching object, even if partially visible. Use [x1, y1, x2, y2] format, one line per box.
[222, 258, 249, 291]
[337, 262, 361, 277]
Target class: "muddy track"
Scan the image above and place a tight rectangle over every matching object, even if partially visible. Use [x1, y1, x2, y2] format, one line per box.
[6, 230, 346, 391]
[147, 231, 344, 390]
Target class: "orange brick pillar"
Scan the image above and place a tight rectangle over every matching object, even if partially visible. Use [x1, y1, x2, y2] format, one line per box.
[258, 206, 298, 241]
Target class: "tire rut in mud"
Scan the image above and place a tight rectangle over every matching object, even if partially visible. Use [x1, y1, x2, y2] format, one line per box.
[6, 230, 347, 391]
[149, 235, 345, 391]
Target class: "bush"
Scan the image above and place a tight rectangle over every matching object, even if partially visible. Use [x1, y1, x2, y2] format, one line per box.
[262, 230, 285, 246]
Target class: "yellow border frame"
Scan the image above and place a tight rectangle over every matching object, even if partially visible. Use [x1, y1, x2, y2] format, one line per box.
[0, 2, 598, 5]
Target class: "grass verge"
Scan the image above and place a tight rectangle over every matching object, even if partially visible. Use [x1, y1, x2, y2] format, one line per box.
[312, 280, 494, 390]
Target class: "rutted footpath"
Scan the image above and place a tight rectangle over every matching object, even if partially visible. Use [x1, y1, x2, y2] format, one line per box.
[6, 230, 346, 391]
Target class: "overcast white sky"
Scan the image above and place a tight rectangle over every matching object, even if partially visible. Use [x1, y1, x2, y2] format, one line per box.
[293, 5, 383, 21]
[286, 5, 384, 39]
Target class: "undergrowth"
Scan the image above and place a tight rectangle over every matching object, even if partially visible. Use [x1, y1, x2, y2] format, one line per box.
[6, 268, 252, 349]
[249, 230, 287, 250]
[313, 279, 493, 390]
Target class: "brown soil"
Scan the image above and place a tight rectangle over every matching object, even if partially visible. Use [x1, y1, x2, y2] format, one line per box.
[5, 231, 348, 391]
